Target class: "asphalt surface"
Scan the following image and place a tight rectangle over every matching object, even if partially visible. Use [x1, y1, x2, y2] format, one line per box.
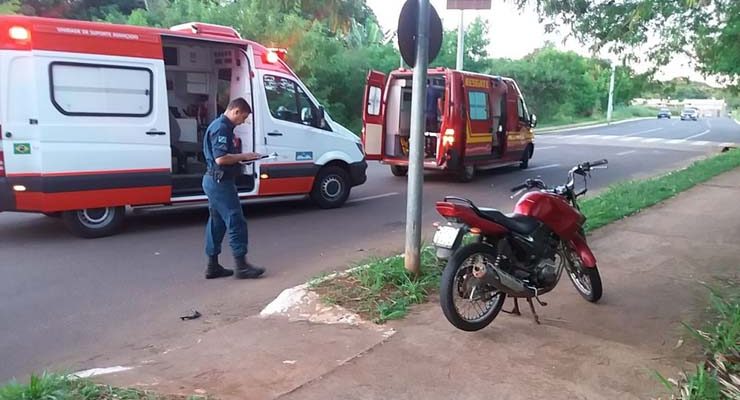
[1, 117, 738, 382]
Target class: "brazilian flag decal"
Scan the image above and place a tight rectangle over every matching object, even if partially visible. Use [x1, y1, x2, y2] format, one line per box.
[13, 143, 31, 155]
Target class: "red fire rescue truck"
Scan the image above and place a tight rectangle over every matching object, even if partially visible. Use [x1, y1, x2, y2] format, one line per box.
[362, 68, 536, 182]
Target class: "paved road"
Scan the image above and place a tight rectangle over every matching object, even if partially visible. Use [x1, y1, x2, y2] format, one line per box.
[0, 117, 736, 382]
[543, 115, 740, 147]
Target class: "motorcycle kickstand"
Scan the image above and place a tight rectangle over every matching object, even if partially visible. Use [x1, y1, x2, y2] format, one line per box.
[526, 297, 540, 325]
[502, 297, 521, 316]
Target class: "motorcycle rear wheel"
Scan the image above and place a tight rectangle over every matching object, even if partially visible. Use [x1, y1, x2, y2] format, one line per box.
[440, 243, 507, 331]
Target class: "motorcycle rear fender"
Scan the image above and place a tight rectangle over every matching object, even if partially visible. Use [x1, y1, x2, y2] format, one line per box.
[569, 234, 597, 268]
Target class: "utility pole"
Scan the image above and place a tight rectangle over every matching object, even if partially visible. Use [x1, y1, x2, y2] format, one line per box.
[607, 62, 616, 123]
[456, 10, 464, 70]
[404, 0, 430, 276]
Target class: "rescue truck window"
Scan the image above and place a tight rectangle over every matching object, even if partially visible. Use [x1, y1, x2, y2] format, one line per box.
[367, 86, 382, 116]
[49, 62, 153, 117]
[517, 98, 529, 122]
[468, 91, 489, 121]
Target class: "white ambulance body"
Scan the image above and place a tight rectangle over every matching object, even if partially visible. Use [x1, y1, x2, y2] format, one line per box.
[0, 16, 367, 237]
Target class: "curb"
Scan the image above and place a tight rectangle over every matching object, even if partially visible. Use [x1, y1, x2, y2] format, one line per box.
[536, 117, 653, 134]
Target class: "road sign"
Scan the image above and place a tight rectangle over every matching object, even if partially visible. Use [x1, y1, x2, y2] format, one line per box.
[447, 0, 491, 9]
[398, 0, 443, 67]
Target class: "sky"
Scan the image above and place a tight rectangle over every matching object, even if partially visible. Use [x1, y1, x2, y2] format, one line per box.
[366, 0, 721, 86]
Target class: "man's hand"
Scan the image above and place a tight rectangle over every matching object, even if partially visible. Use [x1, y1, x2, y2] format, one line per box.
[241, 152, 264, 162]
[215, 152, 264, 166]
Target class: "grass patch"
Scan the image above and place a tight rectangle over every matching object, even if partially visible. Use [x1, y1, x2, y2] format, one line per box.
[0, 372, 210, 400]
[655, 281, 739, 399]
[310, 247, 442, 323]
[313, 149, 740, 324]
[580, 148, 740, 232]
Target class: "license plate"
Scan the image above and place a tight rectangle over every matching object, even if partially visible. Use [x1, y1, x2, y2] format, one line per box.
[433, 226, 462, 249]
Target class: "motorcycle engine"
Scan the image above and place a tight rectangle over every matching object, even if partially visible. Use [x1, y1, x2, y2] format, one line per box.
[535, 257, 560, 286]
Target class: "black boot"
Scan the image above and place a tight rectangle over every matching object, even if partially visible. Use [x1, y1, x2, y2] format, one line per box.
[233, 255, 265, 279]
[205, 255, 233, 279]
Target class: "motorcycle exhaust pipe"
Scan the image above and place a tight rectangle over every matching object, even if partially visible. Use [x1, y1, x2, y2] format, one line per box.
[472, 263, 535, 298]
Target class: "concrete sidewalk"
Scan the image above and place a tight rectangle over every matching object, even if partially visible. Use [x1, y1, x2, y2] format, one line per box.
[94, 168, 740, 399]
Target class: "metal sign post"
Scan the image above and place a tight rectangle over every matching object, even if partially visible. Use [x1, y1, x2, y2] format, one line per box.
[397, 0, 442, 275]
[447, 0, 492, 71]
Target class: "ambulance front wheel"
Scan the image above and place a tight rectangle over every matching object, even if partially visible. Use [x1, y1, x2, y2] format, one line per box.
[390, 165, 408, 177]
[311, 166, 351, 209]
[520, 145, 534, 169]
[62, 206, 126, 238]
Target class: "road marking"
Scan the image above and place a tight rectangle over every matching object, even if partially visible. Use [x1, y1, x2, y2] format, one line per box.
[619, 137, 642, 141]
[347, 192, 399, 204]
[616, 150, 637, 156]
[721, 142, 738, 147]
[623, 127, 663, 137]
[535, 146, 557, 150]
[685, 129, 711, 140]
[642, 138, 664, 143]
[691, 141, 710, 146]
[667, 139, 687, 144]
[527, 164, 560, 171]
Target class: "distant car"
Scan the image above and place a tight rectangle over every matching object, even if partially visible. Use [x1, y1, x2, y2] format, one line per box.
[657, 108, 671, 119]
[680, 108, 699, 121]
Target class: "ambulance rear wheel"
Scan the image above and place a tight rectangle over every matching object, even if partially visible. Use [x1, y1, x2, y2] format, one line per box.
[457, 165, 476, 183]
[390, 165, 408, 177]
[311, 166, 351, 209]
[62, 206, 126, 238]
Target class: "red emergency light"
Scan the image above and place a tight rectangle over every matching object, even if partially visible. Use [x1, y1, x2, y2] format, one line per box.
[264, 47, 288, 64]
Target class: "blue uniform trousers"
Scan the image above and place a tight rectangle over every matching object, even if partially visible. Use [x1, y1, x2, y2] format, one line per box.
[203, 174, 248, 258]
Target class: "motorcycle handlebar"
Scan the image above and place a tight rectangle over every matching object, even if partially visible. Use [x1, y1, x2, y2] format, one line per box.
[588, 159, 608, 168]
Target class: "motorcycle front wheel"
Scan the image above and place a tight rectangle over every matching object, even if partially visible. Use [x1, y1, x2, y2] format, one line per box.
[440, 243, 507, 332]
[565, 250, 603, 302]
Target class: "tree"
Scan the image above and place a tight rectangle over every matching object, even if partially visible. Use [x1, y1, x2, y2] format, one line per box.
[432, 17, 490, 71]
[255, 0, 374, 33]
[0, 0, 20, 14]
[518, 0, 740, 86]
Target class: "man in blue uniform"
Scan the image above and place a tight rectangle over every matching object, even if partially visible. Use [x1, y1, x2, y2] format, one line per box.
[202, 98, 265, 280]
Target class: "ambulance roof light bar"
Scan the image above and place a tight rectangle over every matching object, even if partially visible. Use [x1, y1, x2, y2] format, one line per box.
[265, 48, 288, 64]
[9, 26, 30, 42]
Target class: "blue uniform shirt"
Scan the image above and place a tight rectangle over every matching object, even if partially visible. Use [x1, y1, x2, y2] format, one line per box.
[203, 114, 240, 180]
[426, 86, 443, 121]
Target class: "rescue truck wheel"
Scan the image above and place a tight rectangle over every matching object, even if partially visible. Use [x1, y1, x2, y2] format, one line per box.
[390, 165, 408, 177]
[311, 166, 351, 209]
[458, 165, 476, 183]
[62, 206, 126, 238]
[520, 145, 533, 169]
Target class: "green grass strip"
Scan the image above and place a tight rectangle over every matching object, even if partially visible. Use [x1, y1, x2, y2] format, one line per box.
[581, 148, 740, 232]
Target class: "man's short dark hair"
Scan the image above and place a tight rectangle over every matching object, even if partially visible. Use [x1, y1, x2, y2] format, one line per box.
[227, 98, 252, 114]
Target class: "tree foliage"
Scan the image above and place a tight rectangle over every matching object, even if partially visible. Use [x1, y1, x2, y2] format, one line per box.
[518, 0, 740, 86]
[1, 0, 667, 130]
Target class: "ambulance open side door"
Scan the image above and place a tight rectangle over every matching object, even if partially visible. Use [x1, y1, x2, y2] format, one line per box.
[362, 70, 386, 161]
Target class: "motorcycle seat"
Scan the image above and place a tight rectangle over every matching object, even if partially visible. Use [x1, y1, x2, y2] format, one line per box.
[476, 208, 540, 235]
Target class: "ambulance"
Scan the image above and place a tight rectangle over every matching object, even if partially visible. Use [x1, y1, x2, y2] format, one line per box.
[362, 68, 536, 181]
[0, 16, 367, 238]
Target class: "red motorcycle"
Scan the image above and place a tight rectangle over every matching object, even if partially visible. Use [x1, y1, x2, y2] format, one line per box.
[432, 159, 607, 331]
